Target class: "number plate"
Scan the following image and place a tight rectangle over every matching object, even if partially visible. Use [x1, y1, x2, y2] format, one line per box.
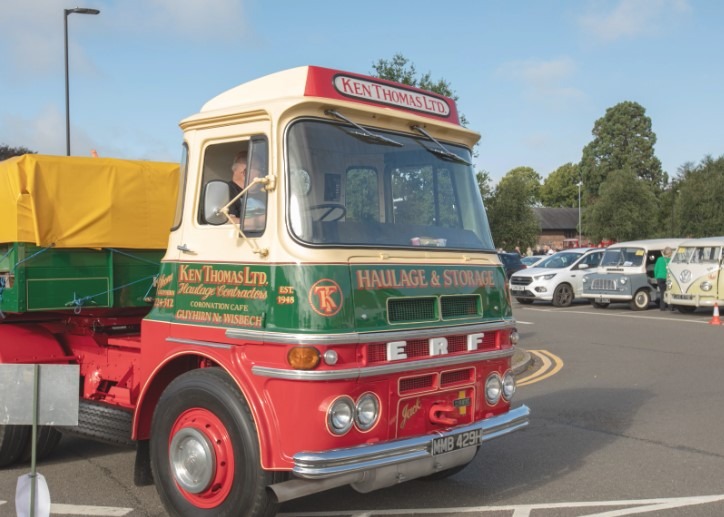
[431, 429, 483, 455]
[510, 285, 524, 291]
[597, 297, 610, 303]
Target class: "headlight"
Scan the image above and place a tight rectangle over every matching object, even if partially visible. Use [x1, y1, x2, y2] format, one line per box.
[700, 281, 713, 292]
[328, 397, 355, 435]
[534, 273, 557, 281]
[355, 393, 380, 431]
[502, 371, 516, 400]
[620, 277, 628, 285]
[582, 276, 588, 283]
[510, 330, 520, 345]
[485, 374, 502, 405]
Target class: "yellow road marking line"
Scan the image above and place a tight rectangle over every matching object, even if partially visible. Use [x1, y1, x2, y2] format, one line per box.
[517, 349, 564, 387]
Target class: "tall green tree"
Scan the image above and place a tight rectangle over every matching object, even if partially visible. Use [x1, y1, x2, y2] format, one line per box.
[371, 53, 468, 126]
[579, 101, 665, 199]
[584, 168, 658, 242]
[497, 166, 541, 205]
[476, 170, 494, 204]
[486, 171, 540, 251]
[673, 155, 724, 237]
[540, 163, 581, 208]
[0, 144, 35, 161]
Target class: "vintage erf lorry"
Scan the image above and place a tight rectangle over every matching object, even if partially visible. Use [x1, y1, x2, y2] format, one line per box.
[0, 66, 529, 516]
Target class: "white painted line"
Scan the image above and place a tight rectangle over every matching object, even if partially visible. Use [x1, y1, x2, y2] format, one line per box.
[515, 320, 534, 325]
[527, 306, 712, 325]
[278, 494, 724, 516]
[50, 504, 133, 516]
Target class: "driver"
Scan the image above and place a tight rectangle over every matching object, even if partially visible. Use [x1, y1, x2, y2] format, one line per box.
[228, 151, 265, 231]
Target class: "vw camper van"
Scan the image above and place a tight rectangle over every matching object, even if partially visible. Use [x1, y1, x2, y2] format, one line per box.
[664, 237, 724, 312]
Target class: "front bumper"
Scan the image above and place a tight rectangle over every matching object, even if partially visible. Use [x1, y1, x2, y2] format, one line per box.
[509, 284, 552, 301]
[293, 404, 530, 479]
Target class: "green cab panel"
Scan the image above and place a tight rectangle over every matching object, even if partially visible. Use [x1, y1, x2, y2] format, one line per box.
[148, 261, 510, 333]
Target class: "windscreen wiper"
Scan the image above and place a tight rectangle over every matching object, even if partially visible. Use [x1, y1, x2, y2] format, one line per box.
[411, 125, 471, 165]
[325, 109, 403, 147]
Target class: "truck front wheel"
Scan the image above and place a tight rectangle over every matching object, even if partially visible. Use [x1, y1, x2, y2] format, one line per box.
[150, 368, 279, 517]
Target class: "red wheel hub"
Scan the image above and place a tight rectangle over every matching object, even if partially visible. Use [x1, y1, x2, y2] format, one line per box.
[168, 408, 235, 508]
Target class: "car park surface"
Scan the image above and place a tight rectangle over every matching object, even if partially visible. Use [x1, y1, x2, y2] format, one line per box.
[509, 248, 604, 307]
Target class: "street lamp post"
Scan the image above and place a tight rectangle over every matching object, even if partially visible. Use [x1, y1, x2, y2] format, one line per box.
[577, 181, 583, 246]
[64, 7, 100, 156]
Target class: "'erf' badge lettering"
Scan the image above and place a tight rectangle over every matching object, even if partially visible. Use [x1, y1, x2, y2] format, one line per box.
[309, 279, 343, 317]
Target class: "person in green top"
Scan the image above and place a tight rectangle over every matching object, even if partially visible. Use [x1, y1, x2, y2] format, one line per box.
[654, 247, 673, 310]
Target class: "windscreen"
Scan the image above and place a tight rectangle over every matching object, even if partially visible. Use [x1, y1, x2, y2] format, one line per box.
[534, 251, 583, 269]
[286, 119, 494, 250]
[600, 247, 646, 267]
[672, 246, 721, 264]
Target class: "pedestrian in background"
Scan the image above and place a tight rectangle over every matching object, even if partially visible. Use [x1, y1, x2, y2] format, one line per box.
[655, 247, 673, 310]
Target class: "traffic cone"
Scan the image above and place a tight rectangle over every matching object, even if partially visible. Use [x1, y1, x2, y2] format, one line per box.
[709, 303, 722, 325]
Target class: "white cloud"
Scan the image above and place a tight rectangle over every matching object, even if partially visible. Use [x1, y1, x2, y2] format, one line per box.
[578, 0, 691, 42]
[497, 57, 585, 104]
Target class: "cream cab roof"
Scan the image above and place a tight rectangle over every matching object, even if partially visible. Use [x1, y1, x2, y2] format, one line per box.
[181, 66, 474, 142]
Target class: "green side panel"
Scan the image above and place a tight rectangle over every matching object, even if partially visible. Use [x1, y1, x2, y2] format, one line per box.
[147, 261, 511, 333]
[0, 243, 162, 313]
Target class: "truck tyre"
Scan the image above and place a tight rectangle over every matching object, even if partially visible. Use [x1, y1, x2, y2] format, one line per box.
[21, 427, 63, 462]
[150, 368, 280, 517]
[631, 289, 651, 310]
[0, 425, 31, 467]
[60, 400, 134, 447]
[552, 284, 574, 307]
[592, 301, 610, 309]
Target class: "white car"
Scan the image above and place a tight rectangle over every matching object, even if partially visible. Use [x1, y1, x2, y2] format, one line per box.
[509, 248, 604, 307]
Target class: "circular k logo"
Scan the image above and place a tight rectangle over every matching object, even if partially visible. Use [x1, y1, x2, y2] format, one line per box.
[308, 279, 343, 317]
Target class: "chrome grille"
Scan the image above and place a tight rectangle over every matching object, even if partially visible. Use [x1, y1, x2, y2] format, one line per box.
[591, 278, 616, 290]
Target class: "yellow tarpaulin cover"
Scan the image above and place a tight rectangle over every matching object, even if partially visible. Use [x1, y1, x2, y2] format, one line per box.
[0, 154, 179, 249]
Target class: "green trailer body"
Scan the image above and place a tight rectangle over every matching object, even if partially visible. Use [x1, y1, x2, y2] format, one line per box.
[0, 242, 162, 313]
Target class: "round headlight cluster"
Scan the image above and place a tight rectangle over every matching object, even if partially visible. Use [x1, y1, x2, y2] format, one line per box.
[620, 277, 628, 285]
[700, 281, 713, 292]
[328, 393, 380, 435]
[486, 371, 516, 405]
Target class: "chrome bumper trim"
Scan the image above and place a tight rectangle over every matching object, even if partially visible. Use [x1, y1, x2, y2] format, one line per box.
[252, 348, 513, 380]
[227, 320, 515, 346]
[292, 404, 530, 479]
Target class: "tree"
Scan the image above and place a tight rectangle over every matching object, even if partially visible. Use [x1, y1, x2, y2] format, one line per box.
[496, 166, 541, 205]
[486, 171, 540, 251]
[579, 101, 665, 199]
[673, 155, 724, 237]
[584, 168, 658, 242]
[0, 144, 35, 161]
[371, 53, 468, 126]
[476, 170, 494, 204]
[540, 163, 581, 208]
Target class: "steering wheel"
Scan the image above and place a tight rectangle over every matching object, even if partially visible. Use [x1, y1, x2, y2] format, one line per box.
[309, 203, 347, 222]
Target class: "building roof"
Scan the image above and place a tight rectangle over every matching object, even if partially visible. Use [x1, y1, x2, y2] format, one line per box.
[533, 207, 579, 231]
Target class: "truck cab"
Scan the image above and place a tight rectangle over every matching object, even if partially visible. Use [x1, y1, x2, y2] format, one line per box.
[1, 66, 529, 517]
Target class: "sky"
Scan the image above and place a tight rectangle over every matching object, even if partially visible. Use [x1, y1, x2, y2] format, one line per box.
[1, 0, 722, 184]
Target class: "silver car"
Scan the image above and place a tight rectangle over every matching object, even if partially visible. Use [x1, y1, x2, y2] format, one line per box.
[509, 248, 604, 307]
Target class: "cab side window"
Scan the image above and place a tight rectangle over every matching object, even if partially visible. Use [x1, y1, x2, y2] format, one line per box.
[198, 137, 268, 234]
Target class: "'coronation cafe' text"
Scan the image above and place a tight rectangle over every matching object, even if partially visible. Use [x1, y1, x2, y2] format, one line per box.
[355, 268, 497, 290]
